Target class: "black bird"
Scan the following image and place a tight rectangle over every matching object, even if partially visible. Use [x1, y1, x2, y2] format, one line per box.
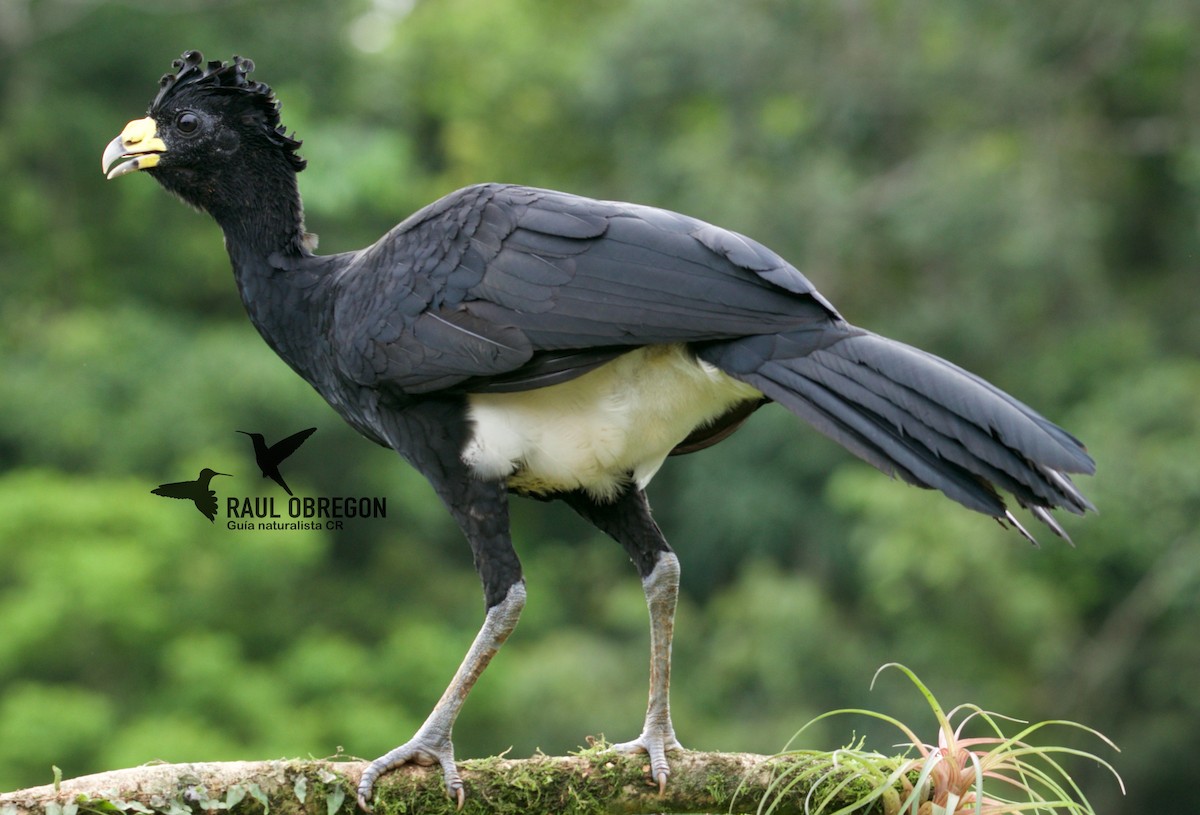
[150, 467, 230, 522]
[104, 52, 1095, 809]
[237, 427, 316, 496]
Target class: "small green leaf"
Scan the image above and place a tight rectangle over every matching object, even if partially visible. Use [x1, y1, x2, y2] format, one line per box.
[224, 785, 247, 809]
[325, 786, 345, 815]
[247, 783, 270, 814]
[53, 766, 63, 792]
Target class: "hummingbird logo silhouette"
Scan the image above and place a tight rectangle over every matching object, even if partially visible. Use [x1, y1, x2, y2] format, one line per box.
[151, 468, 230, 522]
[237, 427, 316, 496]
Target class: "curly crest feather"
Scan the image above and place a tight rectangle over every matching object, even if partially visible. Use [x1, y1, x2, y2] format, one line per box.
[151, 50, 306, 172]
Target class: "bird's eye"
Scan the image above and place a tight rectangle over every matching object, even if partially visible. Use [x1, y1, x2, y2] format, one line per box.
[175, 111, 200, 134]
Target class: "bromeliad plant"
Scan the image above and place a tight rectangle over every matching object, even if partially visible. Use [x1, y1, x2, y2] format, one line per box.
[751, 664, 1123, 815]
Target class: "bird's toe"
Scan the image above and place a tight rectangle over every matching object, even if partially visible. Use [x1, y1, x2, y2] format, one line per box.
[356, 733, 462, 812]
[610, 729, 683, 793]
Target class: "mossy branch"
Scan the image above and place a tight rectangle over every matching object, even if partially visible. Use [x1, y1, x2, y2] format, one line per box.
[0, 750, 904, 815]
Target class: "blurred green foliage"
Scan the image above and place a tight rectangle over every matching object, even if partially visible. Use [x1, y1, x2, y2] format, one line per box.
[2, 1, 1198, 812]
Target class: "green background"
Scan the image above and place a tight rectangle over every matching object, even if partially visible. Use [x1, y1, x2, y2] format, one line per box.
[3, 2, 1198, 812]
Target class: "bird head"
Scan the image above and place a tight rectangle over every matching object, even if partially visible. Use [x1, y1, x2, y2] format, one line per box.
[198, 468, 232, 479]
[102, 51, 305, 216]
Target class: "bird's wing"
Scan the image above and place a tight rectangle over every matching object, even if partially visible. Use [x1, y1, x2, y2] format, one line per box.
[331, 184, 843, 395]
[269, 426, 317, 461]
[197, 489, 218, 521]
[151, 482, 194, 499]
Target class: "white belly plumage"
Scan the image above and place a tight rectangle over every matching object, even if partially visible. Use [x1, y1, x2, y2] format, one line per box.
[462, 344, 762, 499]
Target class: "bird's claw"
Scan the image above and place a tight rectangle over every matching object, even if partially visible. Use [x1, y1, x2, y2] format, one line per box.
[610, 730, 683, 793]
[356, 734, 464, 812]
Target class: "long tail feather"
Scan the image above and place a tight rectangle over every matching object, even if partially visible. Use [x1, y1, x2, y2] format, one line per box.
[700, 327, 1095, 540]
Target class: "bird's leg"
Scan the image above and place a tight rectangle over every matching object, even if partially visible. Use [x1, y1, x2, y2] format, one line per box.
[359, 405, 526, 811]
[613, 548, 683, 792]
[356, 580, 525, 811]
[562, 487, 683, 792]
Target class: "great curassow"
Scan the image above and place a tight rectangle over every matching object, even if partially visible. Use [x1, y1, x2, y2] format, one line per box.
[104, 52, 1095, 810]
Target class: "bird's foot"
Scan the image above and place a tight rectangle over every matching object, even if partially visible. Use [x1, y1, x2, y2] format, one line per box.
[610, 728, 684, 793]
[357, 732, 464, 812]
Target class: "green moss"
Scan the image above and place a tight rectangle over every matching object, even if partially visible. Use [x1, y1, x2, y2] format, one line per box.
[33, 750, 916, 815]
[400, 750, 652, 815]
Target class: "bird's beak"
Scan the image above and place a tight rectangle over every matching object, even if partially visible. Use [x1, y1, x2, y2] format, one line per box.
[102, 117, 166, 180]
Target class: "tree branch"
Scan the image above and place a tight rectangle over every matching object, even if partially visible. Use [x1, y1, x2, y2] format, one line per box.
[1, 750, 903, 815]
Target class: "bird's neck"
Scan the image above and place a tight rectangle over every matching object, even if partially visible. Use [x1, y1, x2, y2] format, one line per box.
[211, 168, 334, 388]
[209, 161, 311, 263]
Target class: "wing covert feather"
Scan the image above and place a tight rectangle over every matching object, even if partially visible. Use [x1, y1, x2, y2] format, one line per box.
[330, 184, 839, 394]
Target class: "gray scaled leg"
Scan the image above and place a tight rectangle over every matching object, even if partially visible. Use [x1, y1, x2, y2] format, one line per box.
[356, 580, 525, 810]
[563, 487, 684, 793]
[359, 405, 526, 811]
[614, 548, 683, 791]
